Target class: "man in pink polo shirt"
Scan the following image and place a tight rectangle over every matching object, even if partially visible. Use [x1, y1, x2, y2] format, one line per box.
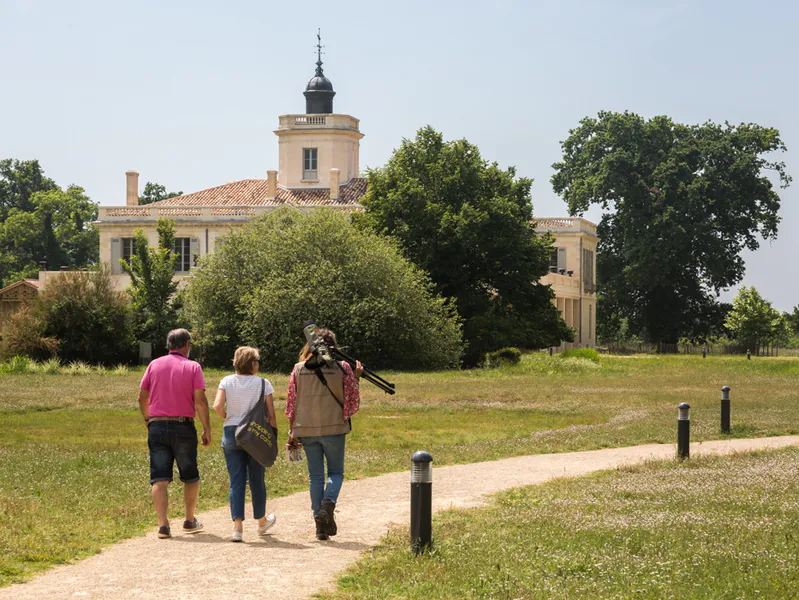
[138, 328, 212, 539]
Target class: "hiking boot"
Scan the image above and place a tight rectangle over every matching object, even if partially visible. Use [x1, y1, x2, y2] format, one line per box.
[183, 518, 204, 533]
[157, 525, 171, 539]
[319, 499, 337, 537]
[258, 513, 277, 536]
[314, 514, 329, 541]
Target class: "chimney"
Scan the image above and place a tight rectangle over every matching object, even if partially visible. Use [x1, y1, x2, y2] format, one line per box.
[330, 168, 340, 201]
[126, 170, 139, 206]
[266, 170, 277, 201]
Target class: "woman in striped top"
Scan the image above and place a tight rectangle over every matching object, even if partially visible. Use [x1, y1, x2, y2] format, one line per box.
[213, 346, 277, 542]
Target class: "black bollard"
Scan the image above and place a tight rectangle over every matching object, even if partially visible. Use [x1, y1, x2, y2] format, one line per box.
[702, 346, 707, 359]
[747, 349, 751, 360]
[410, 450, 433, 554]
[678, 403, 690, 459]
[721, 386, 731, 434]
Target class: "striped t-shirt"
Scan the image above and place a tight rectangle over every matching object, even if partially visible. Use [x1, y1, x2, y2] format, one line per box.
[218, 374, 275, 427]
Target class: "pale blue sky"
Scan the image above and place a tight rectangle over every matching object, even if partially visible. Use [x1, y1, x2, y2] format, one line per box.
[1, 0, 796, 310]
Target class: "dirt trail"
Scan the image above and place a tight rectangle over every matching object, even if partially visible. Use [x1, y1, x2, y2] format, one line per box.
[3, 436, 798, 600]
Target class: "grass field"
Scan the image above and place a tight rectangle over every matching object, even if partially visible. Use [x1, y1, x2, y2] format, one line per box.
[326, 448, 799, 599]
[1, 353, 798, 586]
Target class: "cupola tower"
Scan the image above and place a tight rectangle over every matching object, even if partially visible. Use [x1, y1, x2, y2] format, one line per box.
[274, 32, 363, 190]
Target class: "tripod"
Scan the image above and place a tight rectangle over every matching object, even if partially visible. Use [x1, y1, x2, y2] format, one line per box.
[330, 346, 396, 395]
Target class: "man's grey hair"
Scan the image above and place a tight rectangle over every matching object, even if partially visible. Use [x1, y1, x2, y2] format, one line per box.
[166, 328, 192, 350]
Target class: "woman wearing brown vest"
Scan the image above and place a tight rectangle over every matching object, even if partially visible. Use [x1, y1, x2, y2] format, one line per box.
[285, 328, 362, 540]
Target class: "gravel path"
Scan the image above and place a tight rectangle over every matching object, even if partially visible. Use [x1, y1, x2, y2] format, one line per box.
[3, 435, 798, 600]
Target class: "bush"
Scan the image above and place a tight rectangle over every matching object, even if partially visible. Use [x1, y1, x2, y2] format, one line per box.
[37, 266, 135, 364]
[561, 348, 600, 363]
[183, 208, 463, 371]
[0, 307, 59, 361]
[0, 355, 34, 374]
[483, 347, 522, 368]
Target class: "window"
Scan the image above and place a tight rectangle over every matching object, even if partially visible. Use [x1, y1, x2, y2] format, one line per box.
[173, 238, 191, 273]
[582, 249, 595, 291]
[549, 249, 558, 273]
[303, 148, 318, 180]
[121, 237, 136, 264]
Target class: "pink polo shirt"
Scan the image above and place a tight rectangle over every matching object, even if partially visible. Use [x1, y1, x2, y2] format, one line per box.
[140, 352, 206, 418]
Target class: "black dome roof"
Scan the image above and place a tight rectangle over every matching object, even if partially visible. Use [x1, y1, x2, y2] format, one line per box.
[306, 75, 334, 92]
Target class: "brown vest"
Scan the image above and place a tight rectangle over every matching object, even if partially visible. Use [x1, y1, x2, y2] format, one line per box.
[291, 361, 350, 438]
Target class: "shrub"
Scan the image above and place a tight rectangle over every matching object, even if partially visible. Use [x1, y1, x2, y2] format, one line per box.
[561, 348, 600, 363]
[0, 355, 34, 374]
[37, 266, 135, 364]
[0, 307, 59, 361]
[183, 207, 463, 371]
[112, 364, 130, 375]
[483, 347, 522, 368]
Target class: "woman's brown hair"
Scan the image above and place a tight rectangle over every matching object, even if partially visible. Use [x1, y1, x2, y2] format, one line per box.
[233, 346, 260, 375]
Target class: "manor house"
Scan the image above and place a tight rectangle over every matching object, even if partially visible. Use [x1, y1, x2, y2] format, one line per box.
[33, 48, 598, 348]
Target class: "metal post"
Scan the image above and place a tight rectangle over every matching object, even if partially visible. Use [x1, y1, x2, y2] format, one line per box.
[549, 347, 553, 356]
[410, 450, 433, 554]
[677, 403, 690, 459]
[721, 386, 731, 434]
[702, 346, 707, 359]
[747, 349, 751, 360]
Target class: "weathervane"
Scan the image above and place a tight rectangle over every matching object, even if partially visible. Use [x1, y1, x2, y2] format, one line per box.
[315, 28, 325, 76]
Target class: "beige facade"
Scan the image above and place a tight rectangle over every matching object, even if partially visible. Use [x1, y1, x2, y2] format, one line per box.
[534, 217, 598, 348]
[275, 114, 362, 189]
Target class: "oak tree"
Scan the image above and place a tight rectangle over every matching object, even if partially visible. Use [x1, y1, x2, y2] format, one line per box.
[552, 112, 790, 344]
[358, 126, 572, 364]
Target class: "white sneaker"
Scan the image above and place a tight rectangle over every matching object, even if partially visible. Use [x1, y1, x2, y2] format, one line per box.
[231, 529, 243, 543]
[258, 513, 277, 536]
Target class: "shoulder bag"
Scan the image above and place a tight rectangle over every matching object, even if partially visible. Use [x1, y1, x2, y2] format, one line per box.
[235, 378, 279, 467]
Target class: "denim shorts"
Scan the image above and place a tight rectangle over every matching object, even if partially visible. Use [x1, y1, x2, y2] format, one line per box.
[148, 420, 200, 484]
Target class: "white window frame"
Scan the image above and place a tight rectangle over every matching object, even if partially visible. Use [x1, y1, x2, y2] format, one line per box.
[303, 148, 318, 180]
[173, 237, 192, 273]
[121, 237, 136, 264]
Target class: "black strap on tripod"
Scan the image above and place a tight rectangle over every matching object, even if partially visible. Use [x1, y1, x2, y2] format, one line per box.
[312, 365, 353, 432]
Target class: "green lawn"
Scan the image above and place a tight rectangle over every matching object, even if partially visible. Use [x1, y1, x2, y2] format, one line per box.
[327, 448, 799, 599]
[1, 354, 798, 586]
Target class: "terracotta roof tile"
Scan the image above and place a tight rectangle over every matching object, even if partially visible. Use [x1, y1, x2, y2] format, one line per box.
[149, 178, 368, 208]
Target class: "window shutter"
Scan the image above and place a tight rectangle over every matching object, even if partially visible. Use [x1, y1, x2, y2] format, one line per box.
[190, 237, 200, 268]
[110, 238, 122, 274]
[557, 247, 567, 272]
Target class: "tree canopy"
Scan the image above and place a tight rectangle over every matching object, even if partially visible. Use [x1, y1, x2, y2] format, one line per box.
[120, 219, 181, 352]
[0, 159, 98, 287]
[183, 207, 463, 371]
[725, 286, 791, 350]
[138, 182, 183, 205]
[551, 112, 790, 344]
[357, 126, 572, 364]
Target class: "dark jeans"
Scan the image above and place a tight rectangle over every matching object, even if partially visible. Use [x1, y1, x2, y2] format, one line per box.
[148, 420, 199, 485]
[222, 426, 266, 521]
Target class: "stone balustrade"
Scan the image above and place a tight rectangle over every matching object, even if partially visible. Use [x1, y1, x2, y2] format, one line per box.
[277, 113, 360, 131]
[533, 217, 597, 236]
[99, 206, 270, 221]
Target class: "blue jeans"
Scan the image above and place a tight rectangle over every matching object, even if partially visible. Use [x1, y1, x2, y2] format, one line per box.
[300, 434, 346, 516]
[148, 421, 199, 485]
[222, 426, 266, 521]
